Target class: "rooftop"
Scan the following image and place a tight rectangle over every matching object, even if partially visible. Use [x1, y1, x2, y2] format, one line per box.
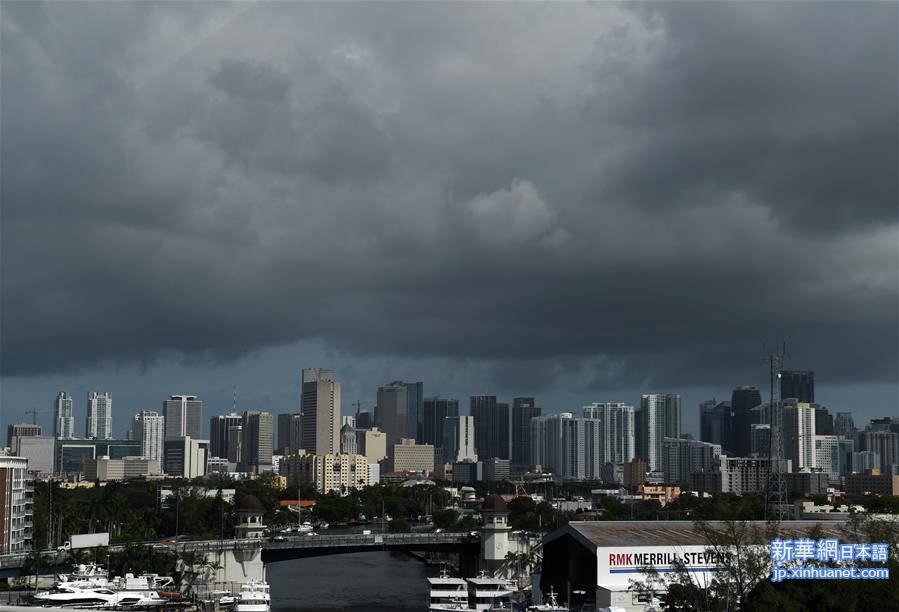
[545, 520, 868, 549]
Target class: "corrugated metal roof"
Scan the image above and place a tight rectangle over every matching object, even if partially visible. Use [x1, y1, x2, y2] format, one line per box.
[545, 520, 861, 548]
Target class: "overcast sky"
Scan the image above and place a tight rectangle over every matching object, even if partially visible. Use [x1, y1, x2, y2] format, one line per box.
[2, 2, 897, 439]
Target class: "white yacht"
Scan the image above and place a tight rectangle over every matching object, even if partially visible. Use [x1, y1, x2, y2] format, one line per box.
[528, 587, 569, 611]
[467, 572, 515, 611]
[427, 568, 469, 611]
[34, 584, 164, 607]
[235, 579, 271, 612]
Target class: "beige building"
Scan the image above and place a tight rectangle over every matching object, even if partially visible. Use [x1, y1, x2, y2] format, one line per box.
[300, 369, 341, 456]
[387, 439, 434, 475]
[288, 453, 369, 494]
[84, 456, 161, 481]
[360, 427, 387, 463]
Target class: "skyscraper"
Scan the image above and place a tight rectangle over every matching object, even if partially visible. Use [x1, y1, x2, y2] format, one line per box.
[470, 396, 510, 461]
[699, 399, 730, 447]
[85, 392, 112, 439]
[780, 370, 815, 403]
[277, 413, 298, 454]
[783, 401, 816, 470]
[730, 386, 762, 457]
[376, 382, 409, 443]
[209, 412, 242, 459]
[163, 395, 203, 440]
[443, 415, 476, 463]
[301, 368, 340, 456]
[637, 394, 681, 473]
[834, 412, 856, 439]
[129, 410, 164, 463]
[54, 391, 75, 439]
[512, 397, 541, 466]
[423, 397, 459, 448]
[240, 411, 273, 473]
[340, 422, 357, 455]
[530, 413, 604, 481]
[404, 382, 424, 443]
[583, 402, 636, 465]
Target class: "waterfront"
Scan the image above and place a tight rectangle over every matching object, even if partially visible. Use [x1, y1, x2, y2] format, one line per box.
[267, 551, 430, 611]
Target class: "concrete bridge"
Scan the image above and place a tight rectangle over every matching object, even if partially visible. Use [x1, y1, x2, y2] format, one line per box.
[0, 532, 482, 578]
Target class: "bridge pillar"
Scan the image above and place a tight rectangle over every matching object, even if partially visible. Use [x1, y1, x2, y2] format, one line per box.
[204, 547, 266, 587]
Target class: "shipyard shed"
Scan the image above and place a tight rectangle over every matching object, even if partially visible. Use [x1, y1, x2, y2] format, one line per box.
[540, 520, 850, 611]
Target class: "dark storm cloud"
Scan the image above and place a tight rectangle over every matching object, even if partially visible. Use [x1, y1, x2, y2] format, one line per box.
[1, 2, 896, 392]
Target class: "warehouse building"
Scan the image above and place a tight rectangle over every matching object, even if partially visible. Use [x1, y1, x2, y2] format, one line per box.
[540, 521, 850, 611]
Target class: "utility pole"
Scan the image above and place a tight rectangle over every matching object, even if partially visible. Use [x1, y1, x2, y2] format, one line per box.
[764, 344, 788, 522]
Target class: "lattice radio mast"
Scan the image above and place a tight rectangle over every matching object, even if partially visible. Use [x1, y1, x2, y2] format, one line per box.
[764, 344, 787, 522]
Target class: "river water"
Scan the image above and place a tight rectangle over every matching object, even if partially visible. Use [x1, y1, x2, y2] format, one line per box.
[267, 551, 431, 612]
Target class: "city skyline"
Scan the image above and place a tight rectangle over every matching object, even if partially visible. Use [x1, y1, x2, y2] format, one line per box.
[1, 2, 896, 436]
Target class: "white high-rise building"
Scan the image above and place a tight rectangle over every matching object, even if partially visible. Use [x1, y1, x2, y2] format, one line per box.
[583, 402, 636, 465]
[637, 394, 681, 473]
[85, 392, 112, 439]
[300, 369, 341, 456]
[783, 401, 816, 470]
[54, 391, 75, 439]
[163, 395, 203, 440]
[130, 410, 165, 463]
[530, 413, 603, 481]
[456, 415, 477, 462]
[0, 456, 32, 553]
[814, 435, 840, 479]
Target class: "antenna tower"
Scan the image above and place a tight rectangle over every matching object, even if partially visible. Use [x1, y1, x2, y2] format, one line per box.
[764, 344, 787, 522]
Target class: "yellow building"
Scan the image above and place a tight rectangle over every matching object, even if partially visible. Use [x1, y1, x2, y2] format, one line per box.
[287, 453, 369, 494]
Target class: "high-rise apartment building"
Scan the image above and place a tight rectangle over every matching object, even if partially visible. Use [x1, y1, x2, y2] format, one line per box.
[209, 412, 242, 459]
[583, 402, 636, 465]
[6, 424, 41, 448]
[0, 456, 32, 553]
[663, 437, 721, 487]
[163, 395, 203, 440]
[288, 453, 370, 493]
[730, 386, 761, 457]
[780, 370, 815, 403]
[54, 391, 75, 439]
[530, 413, 603, 481]
[512, 398, 541, 467]
[423, 397, 459, 448]
[783, 401, 817, 470]
[637, 394, 681, 473]
[85, 392, 112, 439]
[240, 411, 274, 474]
[301, 369, 340, 456]
[857, 430, 899, 473]
[470, 396, 509, 461]
[129, 410, 164, 463]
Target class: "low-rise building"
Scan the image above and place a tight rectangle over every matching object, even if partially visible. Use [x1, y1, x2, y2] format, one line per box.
[845, 469, 899, 496]
[483, 458, 510, 482]
[637, 484, 680, 506]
